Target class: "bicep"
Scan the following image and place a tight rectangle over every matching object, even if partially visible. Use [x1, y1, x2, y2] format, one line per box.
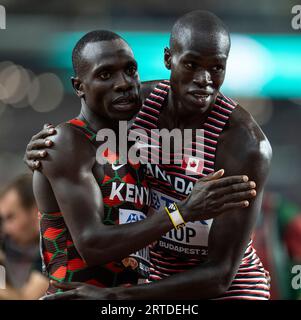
[33, 171, 60, 213]
[208, 190, 264, 273]
[33, 124, 105, 248]
[208, 147, 271, 276]
[45, 168, 105, 249]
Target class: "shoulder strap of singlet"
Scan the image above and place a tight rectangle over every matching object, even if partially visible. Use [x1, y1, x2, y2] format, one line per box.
[67, 118, 97, 143]
[130, 80, 170, 131]
[197, 92, 237, 175]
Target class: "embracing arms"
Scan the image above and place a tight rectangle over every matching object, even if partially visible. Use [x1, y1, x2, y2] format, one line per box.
[42, 107, 272, 300]
[29, 123, 256, 269]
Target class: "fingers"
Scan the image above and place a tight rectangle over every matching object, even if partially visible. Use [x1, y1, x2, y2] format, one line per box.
[26, 149, 47, 162]
[42, 290, 78, 300]
[32, 160, 41, 170]
[32, 127, 56, 141]
[217, 189, 256, 205]
[208, 175, 249, 189]
[51, 280, 82, 291]
[199, 169, 224, 182]
[213, 181, 256, 197]
[221, 200, 250, 211]
[27, 139, 53, 151]
[43, 123, 55, 129]
[24, 159, 40, 171]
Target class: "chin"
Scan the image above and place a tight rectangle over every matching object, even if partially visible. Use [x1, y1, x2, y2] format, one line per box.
[188, 95, 215, 112]
[112, 111, 137, 121]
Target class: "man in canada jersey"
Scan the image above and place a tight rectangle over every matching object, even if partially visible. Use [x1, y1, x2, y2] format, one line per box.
[25, 11, 270, 299]
[24, 28, 256, 296]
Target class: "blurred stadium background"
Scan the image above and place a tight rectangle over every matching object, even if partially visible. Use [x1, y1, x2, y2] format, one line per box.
[0, 0, 300, 299]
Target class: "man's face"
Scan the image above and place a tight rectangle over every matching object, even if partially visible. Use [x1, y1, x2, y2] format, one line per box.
[76, 39, 141, 121]
[167, 29, 229, 113]
[0, 190, 38, 246]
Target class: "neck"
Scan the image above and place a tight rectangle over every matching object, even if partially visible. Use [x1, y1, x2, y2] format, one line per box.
[78, 99, 119, 133]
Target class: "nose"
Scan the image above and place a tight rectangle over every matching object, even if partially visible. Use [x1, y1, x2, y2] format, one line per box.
[114, 72, 133, 92]
[193, 70, 213, 87]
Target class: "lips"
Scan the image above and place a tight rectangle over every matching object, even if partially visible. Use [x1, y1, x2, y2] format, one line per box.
[113, 96, 135, 105]
[188, 90, 213, 104]
[112, 95, 138, 111]
[189, 90, 213, 97]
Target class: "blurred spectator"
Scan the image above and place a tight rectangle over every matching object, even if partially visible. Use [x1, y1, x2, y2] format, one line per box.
[254, 192, 301, 300]
[0, 174, 48, 299]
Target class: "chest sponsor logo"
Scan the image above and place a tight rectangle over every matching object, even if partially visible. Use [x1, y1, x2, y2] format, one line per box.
[112, 163, 126, 171]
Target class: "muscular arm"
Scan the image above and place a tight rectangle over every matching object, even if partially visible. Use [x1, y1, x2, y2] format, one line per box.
[110, 108, 272, 299]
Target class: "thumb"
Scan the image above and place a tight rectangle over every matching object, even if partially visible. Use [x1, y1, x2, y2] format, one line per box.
[202, 169, 225, 182]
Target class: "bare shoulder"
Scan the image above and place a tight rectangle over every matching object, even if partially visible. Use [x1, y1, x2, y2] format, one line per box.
[216, 104, 272, 185]
[41, 122, 95, 177]
[141, 80, 163, 100]
[230, 105, 272, 161]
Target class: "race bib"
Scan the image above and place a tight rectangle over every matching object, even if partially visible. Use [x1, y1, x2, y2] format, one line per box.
[150, 189, 213, 259]
[118, 209, 150, 278]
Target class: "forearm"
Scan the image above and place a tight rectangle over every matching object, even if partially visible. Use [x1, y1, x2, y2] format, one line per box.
[82, 207, 178, 265]
[115, 262, 228, 300]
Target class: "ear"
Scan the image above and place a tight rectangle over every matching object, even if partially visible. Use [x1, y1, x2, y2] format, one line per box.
[164, 47, 172, 70]
[71, 76, 85, 98]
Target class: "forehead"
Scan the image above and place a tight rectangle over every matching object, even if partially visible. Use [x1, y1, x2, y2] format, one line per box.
[176, 27, 230, 59]
[81, 39, 135, 67]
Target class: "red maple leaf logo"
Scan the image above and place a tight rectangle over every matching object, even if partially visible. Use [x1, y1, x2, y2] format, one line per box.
[190, 161, 196, 168]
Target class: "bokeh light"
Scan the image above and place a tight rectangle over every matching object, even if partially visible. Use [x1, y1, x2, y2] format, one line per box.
[28, 73, 64, 112]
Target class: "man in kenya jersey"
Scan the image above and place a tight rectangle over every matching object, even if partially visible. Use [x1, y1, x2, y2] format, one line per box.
[28, 29, 256, 295]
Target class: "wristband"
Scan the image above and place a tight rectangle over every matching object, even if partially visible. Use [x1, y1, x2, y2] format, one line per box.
[164, 202, 186, 230]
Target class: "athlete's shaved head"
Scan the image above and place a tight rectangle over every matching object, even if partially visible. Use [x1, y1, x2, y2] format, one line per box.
[165, 10, 231, 114]
[72, 30, 125, 76]
[169, 10, 230, 55]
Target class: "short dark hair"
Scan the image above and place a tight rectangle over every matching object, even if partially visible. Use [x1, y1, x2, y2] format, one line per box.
[0, 174, 35, 210]
[72, 30, 123, 76]
[170, 10, 230, 54]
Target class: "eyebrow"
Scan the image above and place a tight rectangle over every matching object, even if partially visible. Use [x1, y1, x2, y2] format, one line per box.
[92, 59, 137, 75]
[92, 64, 115, 74]
[182, 52, 227, 60]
